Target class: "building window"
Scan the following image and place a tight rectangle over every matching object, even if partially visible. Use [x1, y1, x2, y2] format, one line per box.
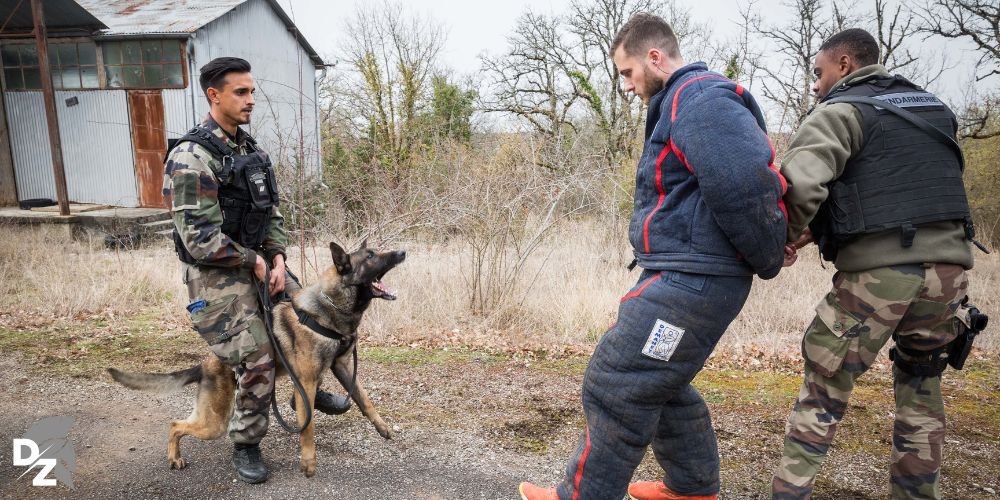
[52, 41, 99, 89]
[1, 41, 99, 90]
[103, 39, 184, 89]
[1, 43, 41, 90]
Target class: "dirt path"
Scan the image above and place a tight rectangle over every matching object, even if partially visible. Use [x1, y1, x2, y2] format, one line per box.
[1, 347, 998, 499]
[0, 353, 570, 499]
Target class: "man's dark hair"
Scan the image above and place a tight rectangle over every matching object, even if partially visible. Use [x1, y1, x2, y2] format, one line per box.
[611, 13, 680, 59]
[199, 57, 251, 101]
[819, 28, 879, 67]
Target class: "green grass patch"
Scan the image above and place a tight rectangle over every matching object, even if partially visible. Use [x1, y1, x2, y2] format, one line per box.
[361, 346, 508, 366]
[0, 314, 202, 379]
[693, 369, 801, 406]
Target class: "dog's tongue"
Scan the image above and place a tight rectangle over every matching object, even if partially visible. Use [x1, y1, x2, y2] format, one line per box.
[371, 280, 397, 300]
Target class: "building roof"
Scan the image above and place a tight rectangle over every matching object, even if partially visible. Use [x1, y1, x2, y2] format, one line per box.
[74, 0, 324, 66]
[0, 0, 107, 35]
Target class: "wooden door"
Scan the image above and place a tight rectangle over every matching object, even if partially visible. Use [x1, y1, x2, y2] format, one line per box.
[128, 90, 167, 208]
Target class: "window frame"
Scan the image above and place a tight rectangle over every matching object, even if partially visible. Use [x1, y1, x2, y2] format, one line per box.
[100, 38, 187, 90]
[0, 37, 187, 91]
[1, 41, 43, 91]
[49, 38, 102, 90]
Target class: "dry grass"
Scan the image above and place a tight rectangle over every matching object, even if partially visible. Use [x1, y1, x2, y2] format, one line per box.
[0, 225, 187, 319]
[2, 221, 998, 355]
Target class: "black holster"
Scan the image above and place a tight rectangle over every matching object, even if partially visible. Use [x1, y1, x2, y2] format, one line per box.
[890, 299, 989, 376]
[947, 300, 989, 371]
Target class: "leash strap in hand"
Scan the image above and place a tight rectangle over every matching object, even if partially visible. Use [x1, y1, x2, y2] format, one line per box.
[255, 267, 313, 434]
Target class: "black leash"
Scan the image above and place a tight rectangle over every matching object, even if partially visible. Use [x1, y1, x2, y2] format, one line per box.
[254, 267, 313, 434]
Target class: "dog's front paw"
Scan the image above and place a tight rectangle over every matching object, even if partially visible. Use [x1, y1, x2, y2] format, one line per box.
[169, 457, 187, 469]
[300, 458, 316, 477]
[375, 422, 394, 440]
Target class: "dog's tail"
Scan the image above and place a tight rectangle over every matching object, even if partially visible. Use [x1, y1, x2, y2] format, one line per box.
[107, 364, 202, 394]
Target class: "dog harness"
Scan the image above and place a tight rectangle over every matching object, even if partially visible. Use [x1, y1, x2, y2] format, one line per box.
[292, 304, 356, 358]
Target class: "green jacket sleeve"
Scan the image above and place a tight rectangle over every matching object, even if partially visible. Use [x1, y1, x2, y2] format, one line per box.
[780, 102, 864, 242]
[261, 205, 288, 263]
[162, 143, 257, 269]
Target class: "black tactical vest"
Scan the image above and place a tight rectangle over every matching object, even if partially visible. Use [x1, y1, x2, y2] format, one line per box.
[171, 125, 279, 264]
[809, 75, 971, 259]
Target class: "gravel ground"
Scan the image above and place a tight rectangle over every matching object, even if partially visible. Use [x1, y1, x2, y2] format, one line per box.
[0, 355, 571, 500]
[1, 350, 998, 499]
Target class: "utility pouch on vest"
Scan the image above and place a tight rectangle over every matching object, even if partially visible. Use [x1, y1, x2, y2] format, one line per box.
[241, 209, 269, 248]
[808, 207, 840, 262]
[827, 181, 864, 235]
[244, 160, 273, 210]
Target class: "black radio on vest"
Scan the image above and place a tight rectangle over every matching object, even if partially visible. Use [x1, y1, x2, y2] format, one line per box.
[808, 75, 982, 262]
[172, 125, 280, 264]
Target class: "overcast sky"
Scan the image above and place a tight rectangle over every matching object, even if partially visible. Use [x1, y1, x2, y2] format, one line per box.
[276, 0, 995, 122]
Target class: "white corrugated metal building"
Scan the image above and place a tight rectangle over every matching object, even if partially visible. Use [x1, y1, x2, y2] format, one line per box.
[0, 0, 325, 208]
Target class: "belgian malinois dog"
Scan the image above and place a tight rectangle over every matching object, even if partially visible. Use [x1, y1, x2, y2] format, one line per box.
[108, 241, 405, 477]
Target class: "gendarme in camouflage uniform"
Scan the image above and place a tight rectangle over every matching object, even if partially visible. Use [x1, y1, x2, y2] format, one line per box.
[772, 43, 980, 500]
[162, 114, 292, 446]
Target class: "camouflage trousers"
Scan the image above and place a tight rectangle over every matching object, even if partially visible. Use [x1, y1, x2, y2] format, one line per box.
[184, 264, 301, 445]
[772, 263, 968, 500]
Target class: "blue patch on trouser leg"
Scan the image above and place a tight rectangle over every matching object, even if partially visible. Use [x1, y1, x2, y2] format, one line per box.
[557, 270, 752, 499]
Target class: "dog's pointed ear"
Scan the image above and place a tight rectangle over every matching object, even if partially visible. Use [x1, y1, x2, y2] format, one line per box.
[359, 238, 369, 250]
[329, 242, 352, 275]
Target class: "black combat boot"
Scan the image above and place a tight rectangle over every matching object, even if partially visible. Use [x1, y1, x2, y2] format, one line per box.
[232, 443, 268, 484]
[289, 388, 352, 415]
[288, 389, 351, 415]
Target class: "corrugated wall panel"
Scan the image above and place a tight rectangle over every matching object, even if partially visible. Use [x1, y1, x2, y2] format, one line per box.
[56, 90, 138, 206]
[4, 92, 55, 201]
[193, 0, 320, 173]
[5, 90, 139, 206]
[162, 88, 194, 139]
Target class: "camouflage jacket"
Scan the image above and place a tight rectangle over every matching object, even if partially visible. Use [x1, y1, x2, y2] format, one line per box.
[162, 115, 288, 269]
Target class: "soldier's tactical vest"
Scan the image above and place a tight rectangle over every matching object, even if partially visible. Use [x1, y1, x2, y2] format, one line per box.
[809, 75, 972, 260]
[171, 125, 279, 264]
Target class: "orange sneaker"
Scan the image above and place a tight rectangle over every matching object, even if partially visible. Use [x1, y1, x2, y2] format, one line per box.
[627, 481, 718, 500]
[518, 482, 559, 500]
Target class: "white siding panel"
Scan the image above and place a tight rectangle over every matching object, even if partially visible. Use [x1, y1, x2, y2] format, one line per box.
[56, 90, 138, 207]
[163, 88, 195, 139]
[193, 0, 320, 173]
[5, 92, 55, 201]
[6, 90, 139, 206]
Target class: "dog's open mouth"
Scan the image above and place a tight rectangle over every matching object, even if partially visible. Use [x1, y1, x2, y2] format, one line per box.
[370, 279, 397, 300]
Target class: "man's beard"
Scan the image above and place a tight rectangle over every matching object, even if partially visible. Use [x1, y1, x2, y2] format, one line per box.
[647, 72, 667, 97]
[640, 72, 668, 103]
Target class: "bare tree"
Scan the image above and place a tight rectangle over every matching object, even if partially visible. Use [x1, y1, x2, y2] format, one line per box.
[480, 0, 710, 167]
[722, 2, 766, 87]
[870, 0, 951, 88]
[919, 0, 1000, 138]
[920, 0, 999, 81]
[339, 1, 445, 172]
[750, 0, 830, 129]
[479, 11, 583, 140]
